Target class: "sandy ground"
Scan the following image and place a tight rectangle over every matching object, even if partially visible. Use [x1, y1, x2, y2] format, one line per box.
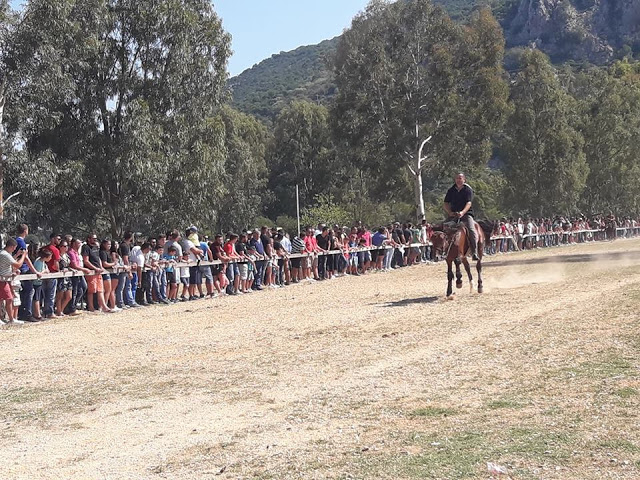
[1, 239, 640, 479]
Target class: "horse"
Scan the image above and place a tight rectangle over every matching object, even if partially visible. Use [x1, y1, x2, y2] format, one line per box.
[431, 219, 494, 299]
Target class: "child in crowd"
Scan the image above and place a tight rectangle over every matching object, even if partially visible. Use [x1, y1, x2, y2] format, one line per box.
[163, 245, 179, 302]
[179, 252, 190, 301]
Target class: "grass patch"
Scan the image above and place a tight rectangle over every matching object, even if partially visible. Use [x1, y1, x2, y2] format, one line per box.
[614, 387, 638, 398]
[598, 439, 640, 453]
[486, 398, 526, 409]
[504, 427, 572, 461]
[392, 431, 487, 479]
[0, 376, 196, 426]
[356, 424, 574, 479]
[550, 352, 633, 380]
[411, 406, 457, 417]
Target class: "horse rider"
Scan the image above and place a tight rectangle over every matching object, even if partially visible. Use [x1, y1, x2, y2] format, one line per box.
[443, 172, 478, 261]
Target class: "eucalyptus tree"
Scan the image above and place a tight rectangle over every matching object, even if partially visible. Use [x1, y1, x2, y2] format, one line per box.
[502, 49, 587, 217]
[332, 1, 509, 220]
[3, 0, 231, 235]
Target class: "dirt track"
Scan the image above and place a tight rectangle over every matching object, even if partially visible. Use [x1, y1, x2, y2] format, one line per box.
[1, 239, 640, 479]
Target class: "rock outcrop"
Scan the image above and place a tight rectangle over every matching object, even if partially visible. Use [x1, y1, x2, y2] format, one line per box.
[508, 0, 640, 63]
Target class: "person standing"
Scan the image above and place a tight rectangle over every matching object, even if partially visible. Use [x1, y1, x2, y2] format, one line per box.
[55, 240, 73, 316]
[43, 233, 61, 319]
[69, 238, 91, 315]
[315, 226, 330, 279]
[249, 230, 265, 290]
[0, 238, 28, 324]
[117, 231, 139, 308]
[81, 234, 113, 314]
[16, 224, 39, 321]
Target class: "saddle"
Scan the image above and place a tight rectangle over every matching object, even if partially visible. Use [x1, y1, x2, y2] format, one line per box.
[433, 221, 464, 237]
[433, 221, 473, 257]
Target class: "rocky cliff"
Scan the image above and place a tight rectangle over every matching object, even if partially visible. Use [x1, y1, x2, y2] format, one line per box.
[508, 0, 640, 63]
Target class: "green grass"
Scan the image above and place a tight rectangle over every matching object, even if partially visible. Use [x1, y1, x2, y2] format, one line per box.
[393, 431, 487, 479]
[504, 427, 572, 461]
[355, 424, 575, 479]
[549, 352, 633, 380]
[486, 397, 526, 409]
[598, 439, 640, 453]
[614, 387, 638, 398]
[411, 406, 457, 417]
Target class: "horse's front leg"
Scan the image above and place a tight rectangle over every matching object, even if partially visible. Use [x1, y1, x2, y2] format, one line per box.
[461, 256, 474, 292]
[455, 258, 463, 289]
[447, 260, 454, 298]
[476, 257, 483, 294]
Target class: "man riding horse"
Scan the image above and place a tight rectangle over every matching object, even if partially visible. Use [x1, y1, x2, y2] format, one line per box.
[443, 173, 478, 261]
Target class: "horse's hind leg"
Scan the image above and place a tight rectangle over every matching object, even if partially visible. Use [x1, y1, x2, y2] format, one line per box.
[455, 258, 463, 289]
[461, 256, 474, 292]
[447, 260, 454, 298]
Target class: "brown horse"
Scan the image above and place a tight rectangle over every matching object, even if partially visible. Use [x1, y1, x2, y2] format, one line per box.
[431, 220, 494, 298]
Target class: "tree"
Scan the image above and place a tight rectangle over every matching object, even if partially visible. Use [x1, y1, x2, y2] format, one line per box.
[215, 105, 270, 233]
[4, 0, 231, 236]
[0, 0, 18, 220]
[501, 49, 587, 217]
[332, 1, 509, 221]
[267, 100, 335, 218]
[573, 65, 640, 215]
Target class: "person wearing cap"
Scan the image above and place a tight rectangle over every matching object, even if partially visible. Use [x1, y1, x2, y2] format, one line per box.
[444, 172, 478, 260]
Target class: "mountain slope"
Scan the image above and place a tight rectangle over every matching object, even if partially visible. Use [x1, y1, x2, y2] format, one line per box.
[229, 0, 638, 121]
[229, 38, 338, 122]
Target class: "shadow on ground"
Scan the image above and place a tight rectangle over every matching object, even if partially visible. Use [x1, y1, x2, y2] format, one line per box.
[379, 296, 439, 308]
[484, 249, 640, 268]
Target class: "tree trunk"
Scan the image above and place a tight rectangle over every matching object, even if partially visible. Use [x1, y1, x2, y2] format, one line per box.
[414, 164, 425, 222]
[0, 81, 5, 221]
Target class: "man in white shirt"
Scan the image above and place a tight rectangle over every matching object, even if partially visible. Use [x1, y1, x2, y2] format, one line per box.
[184, 231, 203, 300]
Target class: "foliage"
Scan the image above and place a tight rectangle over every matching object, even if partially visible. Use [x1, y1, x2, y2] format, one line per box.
[230, 38, 339, 122]
[331, 0, 509, 218]
[228, 0, 518, 123]
[267, 100, 336, 218]
[501, 49, 587, 217]
[300, 193, 351, 229]
[275, 215, 299, 236]
[3, 0, 232, 237]
[214, 106, 271, 233]
[572, 67, 640, 215]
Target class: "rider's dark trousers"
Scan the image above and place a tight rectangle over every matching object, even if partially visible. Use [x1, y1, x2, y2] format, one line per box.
[461, 214, 478, 254]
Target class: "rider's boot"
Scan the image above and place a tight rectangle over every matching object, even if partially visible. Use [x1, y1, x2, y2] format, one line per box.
[471, 242, 479, 261]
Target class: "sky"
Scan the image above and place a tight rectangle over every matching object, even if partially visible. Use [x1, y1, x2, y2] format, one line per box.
[215, 1, 370, 76]
[9, 0, 371, 77]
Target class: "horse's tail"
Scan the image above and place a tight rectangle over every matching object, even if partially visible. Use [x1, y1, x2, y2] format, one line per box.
[476, 219, 495, 244]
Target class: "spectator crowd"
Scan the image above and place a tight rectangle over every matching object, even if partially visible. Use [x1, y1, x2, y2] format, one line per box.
[1, 214, 638, 325]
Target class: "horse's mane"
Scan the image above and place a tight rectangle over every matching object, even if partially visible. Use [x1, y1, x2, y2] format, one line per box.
[476, 219, 495, 242]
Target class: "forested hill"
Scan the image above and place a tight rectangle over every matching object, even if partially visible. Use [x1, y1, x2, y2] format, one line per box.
[229, 38, 338, 122]
[229, 0, 504, 121]
[230, 0, 640, 121]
